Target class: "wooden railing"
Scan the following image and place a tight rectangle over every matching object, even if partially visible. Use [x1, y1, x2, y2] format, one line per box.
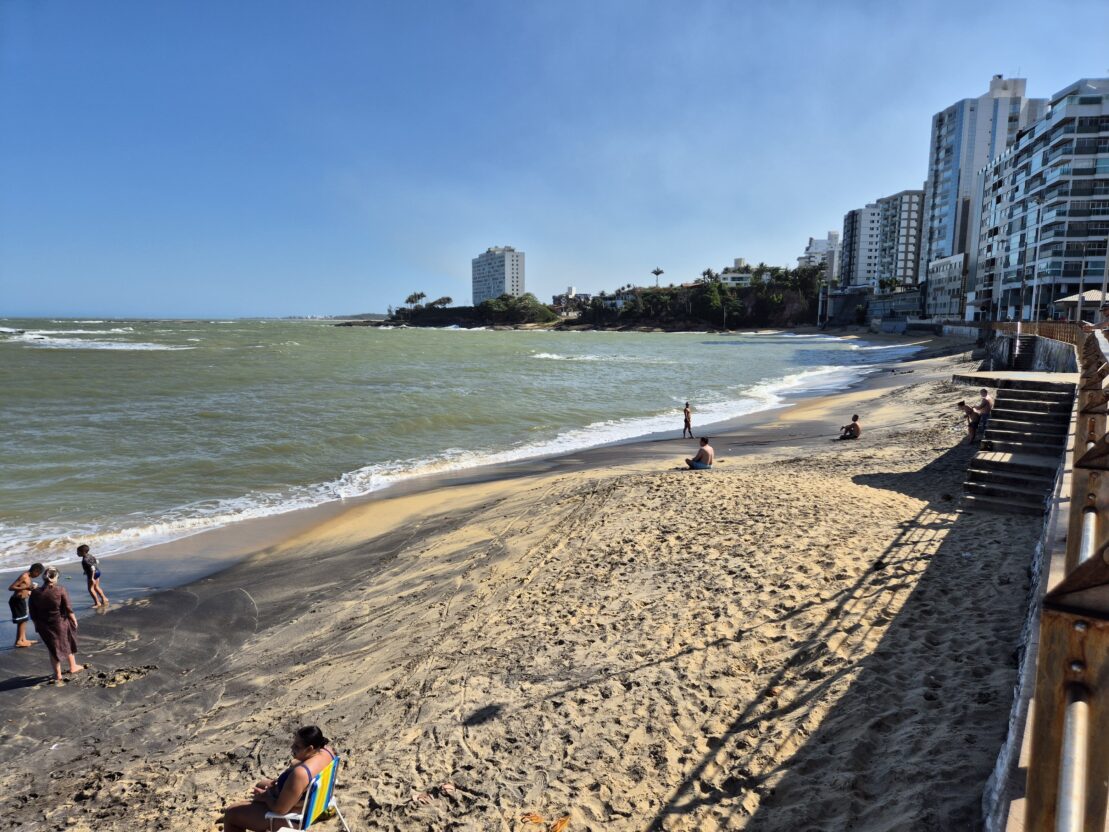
[991, 321, 1084, 345]
[1023, 330, 1109, 830]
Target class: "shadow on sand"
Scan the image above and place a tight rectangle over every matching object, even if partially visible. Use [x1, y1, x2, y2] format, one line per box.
[642, 441, 1039, 830]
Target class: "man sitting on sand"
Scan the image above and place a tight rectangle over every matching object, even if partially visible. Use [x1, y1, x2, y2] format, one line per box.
[838, 415, 861, 440]
[685, 437, 714, 470]
[8, 562, 44, 648]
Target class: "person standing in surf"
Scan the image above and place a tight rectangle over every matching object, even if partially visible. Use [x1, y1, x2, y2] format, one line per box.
[8, 562, 44, 648]
[78, 544, 109, 607]
[683, 402, 694, 439]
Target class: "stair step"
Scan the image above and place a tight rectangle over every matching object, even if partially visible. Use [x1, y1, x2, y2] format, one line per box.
[966, 467, 1055, 488]
[984, 424, 1068, 440]
[963, 493, 1046, 515]
[990, 407, 1071, 421]
[994, 394, 1072, 406]
[973, 450, 1060, 475]
[984, 439, 1066, 456]
[998, 388, 1074, 401]
[963, 480, 1051, 501]
[989, 419, 1073, 432]
[987, 413, 1070, 426]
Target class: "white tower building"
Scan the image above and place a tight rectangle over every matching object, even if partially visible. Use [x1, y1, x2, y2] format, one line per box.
[472, 247, 526, 306]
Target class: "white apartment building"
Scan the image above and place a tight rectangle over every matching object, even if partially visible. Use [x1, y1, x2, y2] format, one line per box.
[919, 76, 1046, 283]
[969, 78, 1109, 322]
[926, 254, 967, 319]
[797, 231, 841, 282]
[471, 246, 525, 306]
[839, 204, 880, 288]
[876, 190, 923, 286]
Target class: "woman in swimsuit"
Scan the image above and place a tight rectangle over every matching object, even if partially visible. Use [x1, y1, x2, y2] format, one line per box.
[220, 726, 337, 831]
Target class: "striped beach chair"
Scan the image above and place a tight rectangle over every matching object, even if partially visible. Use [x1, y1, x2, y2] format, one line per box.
[265, 753, 350, 831]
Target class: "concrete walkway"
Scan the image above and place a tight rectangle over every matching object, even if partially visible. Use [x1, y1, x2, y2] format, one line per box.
[953, 370, 1079, 388]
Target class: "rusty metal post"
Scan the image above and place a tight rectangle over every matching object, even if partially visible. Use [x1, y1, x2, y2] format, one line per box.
[1025, 608, 1109, 831]
[1070, 335, 1109, 573]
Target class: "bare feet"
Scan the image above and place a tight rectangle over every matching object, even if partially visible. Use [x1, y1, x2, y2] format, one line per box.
[52, 678, 65, 687]
[14, 640, 37, 648]
[66, 663, 87, 675]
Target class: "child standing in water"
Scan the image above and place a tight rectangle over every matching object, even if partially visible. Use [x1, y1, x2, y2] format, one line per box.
[78, 544, 109, 607]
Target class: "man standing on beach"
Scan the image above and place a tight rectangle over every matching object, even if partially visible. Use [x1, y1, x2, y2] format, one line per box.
[683, 402, 694, 439]
[8, 562, 44, 648]
[685, 437, 714, 469]
[977, 389, 993, 438]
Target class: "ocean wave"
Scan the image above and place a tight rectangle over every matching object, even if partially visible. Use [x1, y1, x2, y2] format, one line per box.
[532, 351, 674, 365]
[2, 332, 193, 351]
[23, 327, 135, 335]
[0, 362, 869, 570]
[532, 352, 606, 361]
[849, 340, 928, 351]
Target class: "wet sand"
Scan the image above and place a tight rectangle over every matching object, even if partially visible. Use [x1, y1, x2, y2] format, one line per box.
[0, 340, 1046, 831]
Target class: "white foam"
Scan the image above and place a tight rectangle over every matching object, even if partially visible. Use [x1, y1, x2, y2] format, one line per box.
[22, 327, 134, 335]
[532, 352, 606, 361]
[2, 332, 193, 351]
[0, 362, 871, 570]
[849, 340, 928, 351]
[532, 351, 673, 365]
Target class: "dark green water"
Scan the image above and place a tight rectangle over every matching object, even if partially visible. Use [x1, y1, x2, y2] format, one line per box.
[0, 319, 917, 568]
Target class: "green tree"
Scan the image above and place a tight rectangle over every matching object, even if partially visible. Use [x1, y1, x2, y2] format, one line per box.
[405, 291, 427, 307]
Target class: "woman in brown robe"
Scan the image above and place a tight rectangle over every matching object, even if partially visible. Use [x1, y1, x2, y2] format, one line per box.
[29, 567, 85, 684]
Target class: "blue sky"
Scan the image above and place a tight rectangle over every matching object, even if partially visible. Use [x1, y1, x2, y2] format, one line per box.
[2, 1, 1107, 317]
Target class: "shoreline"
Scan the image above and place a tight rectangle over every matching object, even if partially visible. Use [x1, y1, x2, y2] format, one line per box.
[0, 342, 1044, 832]
[0, 331, 970, 643]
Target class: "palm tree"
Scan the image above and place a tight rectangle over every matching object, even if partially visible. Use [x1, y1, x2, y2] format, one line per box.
[404, 291, 427, 307]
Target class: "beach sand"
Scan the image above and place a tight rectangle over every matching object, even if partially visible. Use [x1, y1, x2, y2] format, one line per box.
[0, 347, 1045, 831]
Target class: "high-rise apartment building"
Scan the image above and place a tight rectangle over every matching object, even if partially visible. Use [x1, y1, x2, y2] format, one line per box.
[969, 78, 1109, 321]
[472, 246, 525, 306]
[875, 190, 924, 286]
[797, 231, 841, 282]
[919, 76, 1046, 284]
[926, 254, 967, 319]
[839, 204, 880, 288]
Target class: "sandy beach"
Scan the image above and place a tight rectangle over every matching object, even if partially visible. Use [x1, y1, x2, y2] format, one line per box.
[0, 343, 1046, 831]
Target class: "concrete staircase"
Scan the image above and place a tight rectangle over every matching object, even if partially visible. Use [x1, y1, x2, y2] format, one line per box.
[1011, 335, 1037, 370]
[963, 381, 1074, 514]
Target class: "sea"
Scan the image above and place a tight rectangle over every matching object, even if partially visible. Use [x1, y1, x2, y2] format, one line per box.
[0, 319, 923, 571]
